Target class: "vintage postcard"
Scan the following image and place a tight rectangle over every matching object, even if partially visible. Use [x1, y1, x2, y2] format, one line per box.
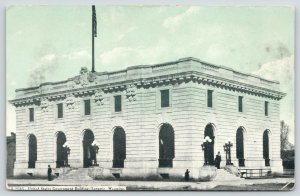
[6, 5, 295, 191]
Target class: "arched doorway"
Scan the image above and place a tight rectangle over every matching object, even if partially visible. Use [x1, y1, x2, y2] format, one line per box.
[204, 124, 215, 165]
[83, 129, 95, 168]
[236, 127, 245, 167]
[56, 132, 67, 168]
[28, 134, 37, 168]
[263, 130, 270, 166]
[113, 127, 126, 168]
[159, 123, 175, 168]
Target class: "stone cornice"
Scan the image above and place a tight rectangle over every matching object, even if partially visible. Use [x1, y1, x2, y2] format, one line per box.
[9, 70, 285, 107]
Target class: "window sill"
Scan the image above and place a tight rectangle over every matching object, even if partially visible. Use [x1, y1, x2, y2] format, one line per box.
[156, 106, 172, 113]
[80, 114, 93, 120]
[55, 117, 64, 121]
[111, 111, 123, 117]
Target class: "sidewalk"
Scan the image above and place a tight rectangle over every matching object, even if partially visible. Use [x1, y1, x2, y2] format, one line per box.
[6, 177, 295, 190]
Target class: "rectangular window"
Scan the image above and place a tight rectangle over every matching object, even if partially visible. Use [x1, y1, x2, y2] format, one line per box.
[29, 108, 34, 122]
[238, 96, 243, 112]
[265, 101, 269, 116]
[160, 89, 170, 108]
[84, 99, 91, 115]
[207, 90, 213, 108]
[114, 95, 122, 112]
[57, 103, 63, 118]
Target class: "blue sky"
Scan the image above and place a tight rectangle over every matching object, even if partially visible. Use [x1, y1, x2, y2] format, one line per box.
[6, 6, 295, 142]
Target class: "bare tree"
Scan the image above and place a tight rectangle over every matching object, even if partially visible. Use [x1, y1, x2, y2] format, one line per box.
[280, 120, 294, 159]
[280, 120, 289, 151]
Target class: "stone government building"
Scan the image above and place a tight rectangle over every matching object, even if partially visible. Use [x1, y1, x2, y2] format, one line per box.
[10, 57, 285, 179]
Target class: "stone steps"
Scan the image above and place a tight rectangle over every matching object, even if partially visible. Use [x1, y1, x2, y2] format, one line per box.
[56, 168, 93, 181]
[214, 169, 243, 181]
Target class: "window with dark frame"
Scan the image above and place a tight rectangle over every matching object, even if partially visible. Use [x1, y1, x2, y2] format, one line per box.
[207, 90, 213, 108]
[160, 89, 170, 108]
[84, 99, 91, 115]
[265, 101, 269, 116]
[57, 103, 63, 118]
[114, 95, 122, 112]
[29, 108, 34, 122]
[238, 96, 243, 112]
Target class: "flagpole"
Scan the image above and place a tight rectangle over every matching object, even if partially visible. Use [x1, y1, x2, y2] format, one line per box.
[92, 5, 96, 73]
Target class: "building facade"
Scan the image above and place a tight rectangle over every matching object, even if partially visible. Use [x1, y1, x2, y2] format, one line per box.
[10, 57, 285, 179]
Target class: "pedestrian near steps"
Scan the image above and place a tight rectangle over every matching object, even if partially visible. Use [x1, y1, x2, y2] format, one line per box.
[215, 152, 222, 169]
[47, 165, 52, 181]
[185, 169, 190, 181]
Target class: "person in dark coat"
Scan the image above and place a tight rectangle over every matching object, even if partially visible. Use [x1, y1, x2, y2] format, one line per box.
[184, 169, 190, 181]
[215, 152, 222, 169]
[47, 165, 52, 181]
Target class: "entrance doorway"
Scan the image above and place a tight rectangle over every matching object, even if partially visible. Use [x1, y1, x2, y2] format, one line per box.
[263, 130, 270, 166]
[158, 123, 175, 168]
[83, 129, 95, 168]
[236, 127, 245, 166]
[204, 124, 215, 165]
[56, 131, 67, 168]
[113, 127, 126, 168]
[28, 134, 37, 168]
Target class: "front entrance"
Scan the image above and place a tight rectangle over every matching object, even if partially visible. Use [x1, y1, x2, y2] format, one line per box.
[204, 124, 215, 165]
[236, 127, 245, 167]
[113, 127, 126, 168]
[28, 134, 37, 168]
[263, 130, 270, 166]
[158, 123, 175, 168]
[56, 131, 67, 168]
[83, 129, 95, 168]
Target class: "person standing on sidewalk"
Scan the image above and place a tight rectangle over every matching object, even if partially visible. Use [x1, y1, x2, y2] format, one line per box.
[47, 165, 52, 181]
[215, 152, 222, 169]
[185, 169, 190, 181]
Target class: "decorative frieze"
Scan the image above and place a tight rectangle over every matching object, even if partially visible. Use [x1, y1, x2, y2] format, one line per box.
[40, 98, 50, 112]
[126, 84, 137, 102]
[73, 67, 97, 88]
[94, 90, 105, 105]
[9, 59, 286, 106]
[65, 94, 76, 109]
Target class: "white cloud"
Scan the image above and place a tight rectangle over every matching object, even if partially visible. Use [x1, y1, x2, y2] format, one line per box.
[99, 40, 169, 70]
[115, 26, 136, 42]
[28, 53, 59, 86]
[62, 50, 91, 60]
[253, 56, 294, 82]
[99, 46, 141, 67]
[41, 53, 56, 62]
[254, 55, 295, 144]
[163, 6, 201, 30]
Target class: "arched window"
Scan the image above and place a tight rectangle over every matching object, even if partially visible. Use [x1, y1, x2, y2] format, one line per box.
[56, 132, 67, 168]
[159, 123, 175, 167]
[28, 134, 37, 168]
[113, 127, 126, 168]
[263, 130, 270, 166]
[236, 127, 245, 166]
[204, 124, 215, 165]
[83, 129, 95, 168]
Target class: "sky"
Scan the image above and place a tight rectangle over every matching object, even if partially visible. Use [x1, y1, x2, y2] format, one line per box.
[6, 6, 294, 143]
